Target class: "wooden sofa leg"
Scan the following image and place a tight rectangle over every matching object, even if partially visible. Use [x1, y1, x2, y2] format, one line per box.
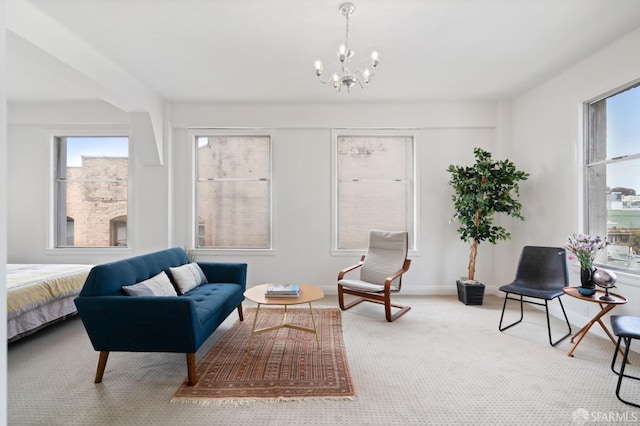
[186, 353, 197, 386]
[237, 303, 244, 321]
[95, 351, 109, 383]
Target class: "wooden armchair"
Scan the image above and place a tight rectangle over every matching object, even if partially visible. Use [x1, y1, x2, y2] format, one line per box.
[337, 230, 411, 322]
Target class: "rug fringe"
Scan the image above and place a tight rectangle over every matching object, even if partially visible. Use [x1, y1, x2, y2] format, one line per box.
[170, 395, 357, 407]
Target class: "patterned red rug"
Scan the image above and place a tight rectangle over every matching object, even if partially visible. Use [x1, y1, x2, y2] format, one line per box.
[171, 307, 355, 405]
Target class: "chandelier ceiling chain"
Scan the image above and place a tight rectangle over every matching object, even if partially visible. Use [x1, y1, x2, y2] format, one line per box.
[314, 2, 379, 93]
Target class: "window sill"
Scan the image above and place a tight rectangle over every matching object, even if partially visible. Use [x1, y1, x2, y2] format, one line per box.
[45, 247, 133, 257]
[191, 248, 276, 257]
[331, 249, 421, 257]
[572, 263, 640, 289]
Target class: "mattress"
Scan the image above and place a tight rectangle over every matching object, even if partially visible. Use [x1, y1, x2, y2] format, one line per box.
[7, 264, 92, 342]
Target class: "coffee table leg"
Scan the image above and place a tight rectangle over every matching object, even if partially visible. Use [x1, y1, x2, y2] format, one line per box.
[247, 303, 262, 352]
[247, 302, 321, 351]
[308, 302, 321, 350]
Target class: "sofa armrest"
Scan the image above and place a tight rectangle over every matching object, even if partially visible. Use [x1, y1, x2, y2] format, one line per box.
[197, 262, 247, 290]
[75, 296, 200, 353]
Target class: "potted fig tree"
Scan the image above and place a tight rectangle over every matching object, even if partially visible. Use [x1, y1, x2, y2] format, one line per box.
[447, 147, 529, 305]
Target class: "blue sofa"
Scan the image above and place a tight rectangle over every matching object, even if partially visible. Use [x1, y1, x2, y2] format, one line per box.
[74, 247, 247, 386]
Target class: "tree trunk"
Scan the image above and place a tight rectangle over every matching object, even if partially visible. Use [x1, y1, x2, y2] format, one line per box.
[468, 239, 478, 281]
[467, 206, 482, 281]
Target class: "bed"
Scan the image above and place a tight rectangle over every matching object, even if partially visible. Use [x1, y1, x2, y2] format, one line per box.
[7, 264, 93, 342]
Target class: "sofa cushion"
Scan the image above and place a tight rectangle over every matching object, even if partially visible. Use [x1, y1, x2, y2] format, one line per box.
[170, 262, 207, 294]
[122, 271, 177, 296]
[182, 283, 244, 327]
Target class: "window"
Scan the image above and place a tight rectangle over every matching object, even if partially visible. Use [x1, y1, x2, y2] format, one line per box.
[54, 136, 129, 248]
[335, 132, 415, 250]
[110, 216, 127, 246]
[195, 134, 271, 249]
[586, 82, 640, 272]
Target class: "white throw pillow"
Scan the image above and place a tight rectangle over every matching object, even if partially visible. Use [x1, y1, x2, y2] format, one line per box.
[122, 271, 177, 296]
[170, 262, 207, 294]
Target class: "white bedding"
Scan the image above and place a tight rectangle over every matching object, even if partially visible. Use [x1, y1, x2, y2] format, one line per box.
[7, 264, 92, 342]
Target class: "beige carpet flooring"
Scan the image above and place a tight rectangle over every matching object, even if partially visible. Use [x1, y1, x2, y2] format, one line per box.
[7, 295, 640, 425]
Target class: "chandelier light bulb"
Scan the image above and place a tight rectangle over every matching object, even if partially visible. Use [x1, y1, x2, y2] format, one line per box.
[371, 51, 379, 68]
[314, 2, 380, 93]
[331, 73, 341, 89]
[363, 68, 371, 83]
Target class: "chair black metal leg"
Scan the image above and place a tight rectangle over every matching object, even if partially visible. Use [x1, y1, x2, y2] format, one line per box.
[499, 293, 524, 332]
[611, 336, 640, 408]
[611, 336, 623, 375]
[544, 298, 571, 346]
[500, 293, 571, 347]
[611, 336, 636, 378]
[612, 334, 640, 379]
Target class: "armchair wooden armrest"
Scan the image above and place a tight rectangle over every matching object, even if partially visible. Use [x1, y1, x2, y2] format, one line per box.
[384, 259, 412, 291]
[337, 255, 365, 280]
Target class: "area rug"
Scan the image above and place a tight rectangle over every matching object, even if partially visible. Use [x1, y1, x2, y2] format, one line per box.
[171, 307, 355, 405]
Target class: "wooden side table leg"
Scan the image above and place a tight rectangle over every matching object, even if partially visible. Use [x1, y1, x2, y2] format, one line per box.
[571, 322, 590, 344]
[596, 318, 618, 345]
[568, 322, 595, 357]
[568, 303, 616, 357]
[594, 315, 629, 362]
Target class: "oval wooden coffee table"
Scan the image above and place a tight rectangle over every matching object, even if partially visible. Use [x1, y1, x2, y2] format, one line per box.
[243, 283, 324, 351]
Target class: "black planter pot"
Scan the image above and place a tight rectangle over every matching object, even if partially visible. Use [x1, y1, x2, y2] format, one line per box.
[456, 280, 485, 305]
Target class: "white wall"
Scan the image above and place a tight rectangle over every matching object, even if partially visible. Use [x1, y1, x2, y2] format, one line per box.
[170, 103, 498, 294]
[7, 101, 500, 297]
[505, 27, 640, 329]
[7, 102, 170, 264]
[1, 0, 8, 422]
[170, 103, 503, 295]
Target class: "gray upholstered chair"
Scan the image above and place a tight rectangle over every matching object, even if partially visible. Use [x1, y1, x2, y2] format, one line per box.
[610, 315, 640, 408]
[498, 246, 572, 346]
[337, 229, 411, 322]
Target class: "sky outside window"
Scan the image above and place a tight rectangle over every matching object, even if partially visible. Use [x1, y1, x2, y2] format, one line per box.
[607, 85, 640, 192]
[65, 137, 128, 167]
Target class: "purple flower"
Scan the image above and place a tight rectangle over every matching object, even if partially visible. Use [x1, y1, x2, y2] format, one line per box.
[564, 233, 609, 269]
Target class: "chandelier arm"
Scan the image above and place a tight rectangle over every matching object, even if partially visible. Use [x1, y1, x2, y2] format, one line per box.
[316, 75, 332, 85]
[353, 69, 374, 87]
[354, 69, 375, 79]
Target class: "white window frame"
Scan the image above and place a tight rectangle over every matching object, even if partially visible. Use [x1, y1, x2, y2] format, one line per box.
[585, 79, 640, 275]
[331, 129, 417, 254]
[47, 127, 133, 256]
[189, 129, 273, 253]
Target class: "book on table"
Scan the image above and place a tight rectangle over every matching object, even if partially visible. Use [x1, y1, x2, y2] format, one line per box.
[265, 283, 300, 297]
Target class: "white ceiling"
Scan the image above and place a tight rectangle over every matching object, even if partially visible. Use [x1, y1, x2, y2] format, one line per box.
[6, 0, 640, 104]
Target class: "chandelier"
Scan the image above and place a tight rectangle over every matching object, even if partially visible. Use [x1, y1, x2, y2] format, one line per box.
[314, 2, 379, 92]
